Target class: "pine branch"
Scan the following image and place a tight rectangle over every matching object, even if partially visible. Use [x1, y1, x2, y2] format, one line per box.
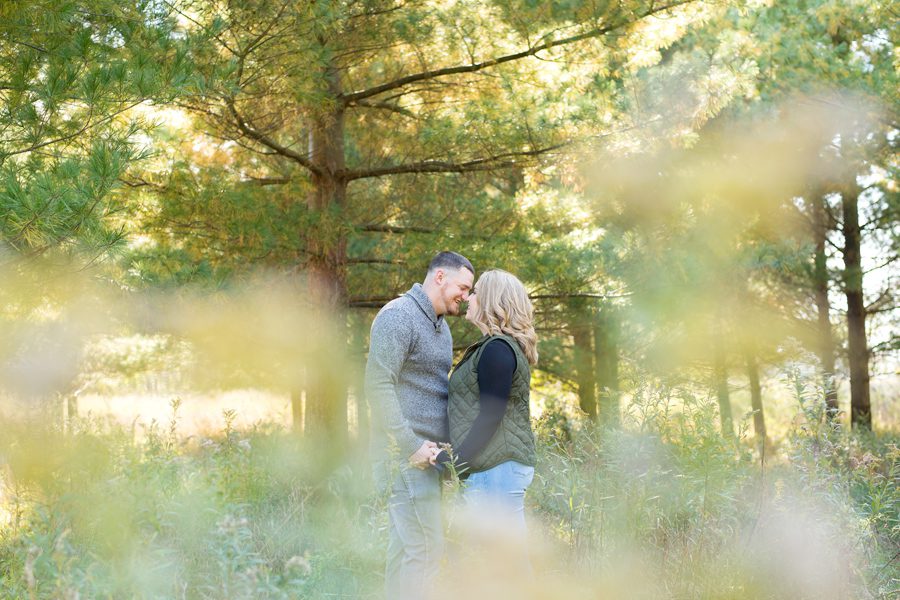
[343, 143, 567, 180]
[119, 176, 165, 189]
[347, 258, 405, 265]
[9, 39, 48, 53]
[1, 101, 141, 159]
[357, 223, 495, 239]
[863, 255, 900, 275]
[342, 1, 409, 22]
[338, 0, 695, 105]
[161, 0, 240, 56]
[869, 338, 900, 354]
[224, 97, 322, 175]
[354, 99, 418, 119]
[358, 224, 438, 234]
[348, 296, 400, 308]
[866, 304, 897, 316]
[244, 176, 293, 186]
[242, 0, 292, 56]
[865, 287, 895, 314]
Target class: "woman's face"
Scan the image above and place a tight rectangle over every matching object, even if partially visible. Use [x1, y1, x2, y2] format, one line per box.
[464, 281, 492, 334]
[464, 283, 480, 327]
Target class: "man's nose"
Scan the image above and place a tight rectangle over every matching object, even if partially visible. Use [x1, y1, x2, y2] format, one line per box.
[461, 290, 470, 301]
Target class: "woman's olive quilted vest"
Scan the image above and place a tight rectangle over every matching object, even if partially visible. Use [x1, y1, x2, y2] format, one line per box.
[448, 334, 535, 473]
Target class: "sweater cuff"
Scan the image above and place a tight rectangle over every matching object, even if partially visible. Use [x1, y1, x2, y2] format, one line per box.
[433, 449, 453, 473]
[400, 434, 426, 462]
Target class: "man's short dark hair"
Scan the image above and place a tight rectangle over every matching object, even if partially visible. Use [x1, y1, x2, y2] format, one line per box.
[427, 251, 474, 277]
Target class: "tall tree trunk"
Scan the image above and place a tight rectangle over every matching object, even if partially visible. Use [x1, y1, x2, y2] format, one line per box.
[307, 63, 348, 308]
[811, 191, 839, 416]
[744, 348, 766, 450]
[594, 306, 620, 428]
[713, 330, 734, 438]
[570, 301, 597, 418]
[841, 182, 872, 429]
[303, 60, 349, 441]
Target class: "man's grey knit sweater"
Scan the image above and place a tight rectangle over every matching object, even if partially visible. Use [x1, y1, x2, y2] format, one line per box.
[365, 283, 453, 461]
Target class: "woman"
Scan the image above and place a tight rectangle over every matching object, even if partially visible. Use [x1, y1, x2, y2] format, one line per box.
[435, 269, 538, 534]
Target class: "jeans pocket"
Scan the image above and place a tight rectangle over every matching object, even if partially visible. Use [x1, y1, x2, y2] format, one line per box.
[465, 470, 483, 485]
[399, 465, 439, 501]
[510, 462, 535, 489]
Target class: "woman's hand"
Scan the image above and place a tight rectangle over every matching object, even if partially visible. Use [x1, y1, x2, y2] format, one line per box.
[429, 443, 453, 466]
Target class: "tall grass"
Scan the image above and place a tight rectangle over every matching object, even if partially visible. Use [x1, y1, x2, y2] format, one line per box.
[0, 380, 896, 599]
[525, 378, 898, 599]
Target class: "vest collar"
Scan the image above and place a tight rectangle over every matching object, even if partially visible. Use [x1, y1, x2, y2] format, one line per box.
[405, 283, 443, 330]
[454, 333, 515, 372]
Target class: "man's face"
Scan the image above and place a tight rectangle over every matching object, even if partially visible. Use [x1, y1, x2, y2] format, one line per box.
[437, 267, 474, 316]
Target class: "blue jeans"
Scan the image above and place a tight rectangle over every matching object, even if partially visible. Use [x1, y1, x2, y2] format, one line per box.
[385, 464, 443, 600]
[462, 460, 535, 537]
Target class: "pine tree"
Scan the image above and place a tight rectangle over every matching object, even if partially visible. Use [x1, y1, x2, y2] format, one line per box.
[0, 1, 187, 263]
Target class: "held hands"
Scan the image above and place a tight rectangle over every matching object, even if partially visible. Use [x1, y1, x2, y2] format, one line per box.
[409, 441, 453, 470]
[409, 441, 439, 469]
[429, 442, 452, 466]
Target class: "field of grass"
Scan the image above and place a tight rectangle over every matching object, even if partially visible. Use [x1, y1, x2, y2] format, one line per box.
[0, 380, 896, 599]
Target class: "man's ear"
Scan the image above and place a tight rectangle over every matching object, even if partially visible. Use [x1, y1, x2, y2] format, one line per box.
[433, 268, 445, 285]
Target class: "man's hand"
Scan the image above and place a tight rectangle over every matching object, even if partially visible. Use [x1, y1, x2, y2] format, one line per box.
[409, 441, 438, 469]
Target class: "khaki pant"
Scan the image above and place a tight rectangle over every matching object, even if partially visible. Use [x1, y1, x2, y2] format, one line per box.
[385, 465, 443, 600]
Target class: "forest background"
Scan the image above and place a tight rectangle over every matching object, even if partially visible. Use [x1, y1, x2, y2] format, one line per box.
[0, 0, 897, 598]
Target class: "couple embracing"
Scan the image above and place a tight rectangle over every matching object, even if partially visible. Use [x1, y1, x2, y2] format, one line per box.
[365, 251, 538, 599]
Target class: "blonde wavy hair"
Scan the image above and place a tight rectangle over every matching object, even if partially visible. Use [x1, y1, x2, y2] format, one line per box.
[468, 269, 538, 365]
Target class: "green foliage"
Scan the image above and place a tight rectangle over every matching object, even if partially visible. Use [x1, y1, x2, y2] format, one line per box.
[1, 136, 142, 254]
[127, 0, 721, 294]
[0, 0, 897, 593]
[0, 409, 382, 598]
[0, 377, 895, 598]
[527, 378, 896, 598]
[0, 0, 186, 261]
[78, 334, 192, 394]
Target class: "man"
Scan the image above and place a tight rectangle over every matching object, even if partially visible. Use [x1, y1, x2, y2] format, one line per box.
[365, 251, 475, 599]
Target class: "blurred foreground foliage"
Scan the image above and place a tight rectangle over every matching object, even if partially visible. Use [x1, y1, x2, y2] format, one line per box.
[0, 382, 895, 599]
[0, 0, 896, 596]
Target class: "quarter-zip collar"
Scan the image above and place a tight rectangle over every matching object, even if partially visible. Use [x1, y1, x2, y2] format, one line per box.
[405, 283, 443, 330]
